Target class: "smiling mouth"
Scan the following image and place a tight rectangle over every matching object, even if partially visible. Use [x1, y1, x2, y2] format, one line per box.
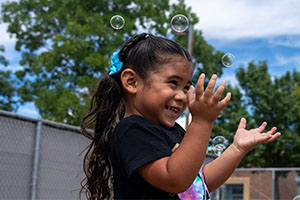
[166, 106, 180, 115]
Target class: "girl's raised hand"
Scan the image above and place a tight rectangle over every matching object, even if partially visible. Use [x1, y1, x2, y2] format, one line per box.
[233, 118, 281, 154]
[187, 73, 231, 123]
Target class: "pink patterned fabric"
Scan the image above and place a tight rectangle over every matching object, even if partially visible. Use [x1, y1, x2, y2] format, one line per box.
[178, 169, 210, 200]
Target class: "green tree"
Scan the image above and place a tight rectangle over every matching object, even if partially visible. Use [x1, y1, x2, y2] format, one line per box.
[236, 61, 300, 167]
[0, 0, 224, 125]
[0, 45, 8, 66]
[0, 70, 18, 111]
[0, 45, 18, 111]
[236, 61, 300, 199]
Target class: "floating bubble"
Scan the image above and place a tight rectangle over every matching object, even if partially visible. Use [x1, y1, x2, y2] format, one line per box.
[170, 14, 189, 33]
[293, 195, 300, 200]
[110, 15, 125, 30]
[217, 111, 222, 119]
[222, 53, 235, 67]
[212, 136, 226, 146]
[213, 144, 226, 156]
[212, 136, 227, 156]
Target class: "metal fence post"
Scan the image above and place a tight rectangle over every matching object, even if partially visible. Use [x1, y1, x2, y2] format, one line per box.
[185, 24, 193, 129]
[31, 120, 42, 200]
[272, 169, 275, 200]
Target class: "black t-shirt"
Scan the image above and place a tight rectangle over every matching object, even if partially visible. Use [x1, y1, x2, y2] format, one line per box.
[109, 115, 185, 199]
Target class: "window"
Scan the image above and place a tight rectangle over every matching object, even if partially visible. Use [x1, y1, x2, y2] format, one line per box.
[296, 176, 300, 195]
[211, 177, 250, 200]
[224, 184, 244, 200]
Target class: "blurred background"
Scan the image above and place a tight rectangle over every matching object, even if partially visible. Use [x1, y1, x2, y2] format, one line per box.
[1, 0, 300, 199]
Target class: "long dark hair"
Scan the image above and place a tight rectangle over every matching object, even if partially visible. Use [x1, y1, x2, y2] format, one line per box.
[80, 33, 192, 199]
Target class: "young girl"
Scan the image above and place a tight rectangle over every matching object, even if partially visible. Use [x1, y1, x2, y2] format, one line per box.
[80, 33, 281, 199]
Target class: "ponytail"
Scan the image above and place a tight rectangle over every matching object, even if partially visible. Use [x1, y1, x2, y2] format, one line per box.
[80, 74, 124, 199]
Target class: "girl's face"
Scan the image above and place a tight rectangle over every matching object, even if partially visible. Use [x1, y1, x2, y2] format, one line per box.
[134, 56, 193, 128]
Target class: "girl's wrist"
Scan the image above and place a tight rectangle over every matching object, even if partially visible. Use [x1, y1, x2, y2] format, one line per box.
[187, 119, 214, 137]
[190, 116, 215, 126]
[231, 142, 248, 156]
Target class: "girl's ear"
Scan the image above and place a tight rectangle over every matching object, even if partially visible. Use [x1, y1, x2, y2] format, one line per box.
[120, 68, 139, 94]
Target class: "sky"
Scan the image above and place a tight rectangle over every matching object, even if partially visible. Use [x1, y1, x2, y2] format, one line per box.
[175, 0, 300, 127]
[183, 0, 300, 80]
[1, 0, 300, 123]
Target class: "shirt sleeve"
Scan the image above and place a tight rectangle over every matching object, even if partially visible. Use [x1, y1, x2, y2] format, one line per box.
[116, 122, 172, 178]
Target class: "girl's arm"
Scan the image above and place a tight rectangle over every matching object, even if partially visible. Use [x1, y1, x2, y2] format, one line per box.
[137, 74, 231, 193]
[203, 118, 281, 192]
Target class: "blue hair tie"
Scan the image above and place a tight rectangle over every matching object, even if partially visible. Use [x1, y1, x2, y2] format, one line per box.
[108, 52, 123, 75]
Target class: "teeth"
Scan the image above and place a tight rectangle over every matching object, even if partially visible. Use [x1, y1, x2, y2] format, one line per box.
[168, 107, 179, 113]
[172, 108, 178, 113]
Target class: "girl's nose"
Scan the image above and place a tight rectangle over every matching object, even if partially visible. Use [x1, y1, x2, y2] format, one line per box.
[174, 90, 187, 102]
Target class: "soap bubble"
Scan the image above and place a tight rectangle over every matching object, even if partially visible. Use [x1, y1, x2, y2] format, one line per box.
[293, 195, 300, 200]
[212, 136, 227, 156]
[110, 15, 125, 30]
[213, 144, 226, 157]
[222, 53, 235, 67]
[218, 111, 222, 119]
[170, 14, 189, 33]
[212, 136, 226, 146]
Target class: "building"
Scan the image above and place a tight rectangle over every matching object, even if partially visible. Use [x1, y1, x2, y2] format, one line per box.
[212, 168, 300, 200]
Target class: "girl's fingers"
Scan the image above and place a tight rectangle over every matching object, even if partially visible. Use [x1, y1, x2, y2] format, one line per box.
[219, 92, 231, 110]
[266, 127, 277, 135]
[260, 127, 281, 143]
[257, 122, 267, 133]
[213, 80, 226, 102]
[237, 117, 247, 129]
[266, 132, 281, 142]
[195, 73, 205, 99]
[204, 74, 217, 99]
[187, 85, 195, 104]
[263, 131, 281, 143]
[257, 134, 273, 144]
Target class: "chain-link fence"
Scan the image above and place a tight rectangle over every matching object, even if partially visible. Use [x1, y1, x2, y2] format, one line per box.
[1, 109, 300, 200]
[211, 168, 300, 200]
[0, 110, 89, 200]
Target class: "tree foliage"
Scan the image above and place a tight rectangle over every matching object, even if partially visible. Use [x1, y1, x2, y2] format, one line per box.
[211, 61, 300, 168]
[0, 45, 8, 66]
[223, 62, 300, 167]
[0, 0, 207, 124]
[0, 45, 18, 111]
[0, 70, 18, 111]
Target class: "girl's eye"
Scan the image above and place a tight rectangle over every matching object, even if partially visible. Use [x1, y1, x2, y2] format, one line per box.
[183, 85, 190, 93]
[169, 80, 177, 86]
